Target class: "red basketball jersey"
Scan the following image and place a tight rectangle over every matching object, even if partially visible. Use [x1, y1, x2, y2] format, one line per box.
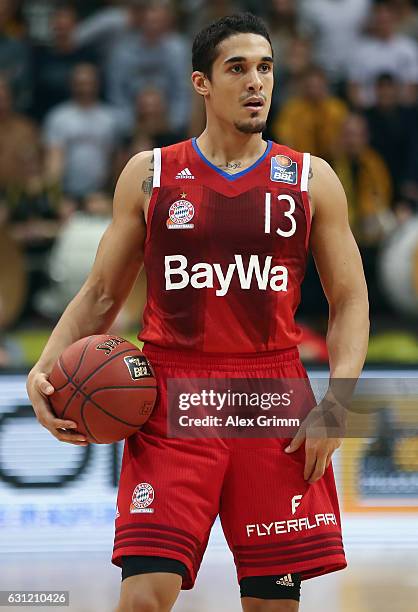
[139, 138, 311, 353]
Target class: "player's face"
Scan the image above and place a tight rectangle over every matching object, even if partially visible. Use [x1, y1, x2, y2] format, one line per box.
[206, 33, 274, 134]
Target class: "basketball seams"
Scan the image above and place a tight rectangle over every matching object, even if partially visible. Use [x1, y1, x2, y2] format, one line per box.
[54, 357, 70, 393]
[51, 339, 156, 442]
[59, 346, 143, 418]
[53, 336, 96, 392]
[71, 346, 143, 390]
[80, 390, 146, 428]
[58, 358, 78, 418]
[67, 334, 97, 379]
[80, 402, 99, 443]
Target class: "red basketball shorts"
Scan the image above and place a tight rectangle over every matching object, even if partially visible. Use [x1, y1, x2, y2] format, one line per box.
[112, 345, 347, 589]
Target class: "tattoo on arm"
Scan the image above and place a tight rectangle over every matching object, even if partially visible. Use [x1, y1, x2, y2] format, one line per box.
[141, 176, 152, 195]
[141, 154, 154, 196]
[308, 166, 313, 180]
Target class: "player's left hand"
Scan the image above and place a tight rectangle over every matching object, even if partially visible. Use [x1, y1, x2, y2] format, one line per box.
[284, 397, 345, 484]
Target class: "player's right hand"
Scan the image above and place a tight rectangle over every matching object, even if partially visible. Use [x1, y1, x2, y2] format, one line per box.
[26, 370, 88, 445]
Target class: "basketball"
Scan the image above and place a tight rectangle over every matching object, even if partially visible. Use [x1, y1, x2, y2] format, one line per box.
[48, 335, 157, 443]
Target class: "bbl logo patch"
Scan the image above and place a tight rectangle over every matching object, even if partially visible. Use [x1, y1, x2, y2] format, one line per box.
[167, 195, 195, 229]
[270, 155, 298, 185]
[130, 482, 155, 514]
[124, 355, 154, 381]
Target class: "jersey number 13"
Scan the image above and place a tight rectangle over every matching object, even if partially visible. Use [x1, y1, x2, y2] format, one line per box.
[264, 193, 296, 237]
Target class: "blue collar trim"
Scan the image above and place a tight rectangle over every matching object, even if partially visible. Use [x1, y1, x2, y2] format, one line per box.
[191, 138, 272, 181]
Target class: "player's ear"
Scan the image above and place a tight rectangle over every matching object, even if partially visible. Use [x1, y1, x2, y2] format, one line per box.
[191, 71, 210, 96]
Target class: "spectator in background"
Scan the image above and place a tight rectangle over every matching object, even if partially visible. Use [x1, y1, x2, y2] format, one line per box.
[333, 113, 396, 314]
[333, 113, 394, 247]
[22, 0, 55, 45]
[0, 76, 58, 251]
[31, 2, 96, 120]
[272, 66, 348, 162]
[0, 0, 25, 37]
[188, 0, 242, 37]
[264, 0, 302, 114]
[72, 1, 124, 20]
[74, 0, 145, 63]
[117, 86, 182, 172]
[392, 0, 418, 41]
[179, 0, 262, 28]
[266, 0, 300, 60]
[0, 77, 40, 205]
[35, 192, 113, 318]
[267, 35, 313, 116]
[43, 63, 120, 199]
[0, 294, 24, 368]
[0, 76, 61, 319]
[299, 0, 371, 83]
[132, 87, 183, 146]
[106, 1, 190, 134]
[347, 2, 418, 107]
[364, 73, 417, 199]
[117, 134, 155, 177]
[0, 0, 31, 111]
[23, 1, 122, 45]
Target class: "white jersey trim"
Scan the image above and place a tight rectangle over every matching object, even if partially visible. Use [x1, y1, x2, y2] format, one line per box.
[301, 152, 311, 192]
[152, 147, 161, 188]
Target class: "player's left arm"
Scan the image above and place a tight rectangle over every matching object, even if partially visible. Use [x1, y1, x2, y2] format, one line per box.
[286, 156, 370, 483]
[310, 156, 370, 379]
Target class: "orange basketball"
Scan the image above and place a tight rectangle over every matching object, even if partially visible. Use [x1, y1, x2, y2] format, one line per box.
[48, 335, 157, 443]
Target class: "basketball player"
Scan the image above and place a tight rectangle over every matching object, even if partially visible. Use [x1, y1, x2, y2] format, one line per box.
[27, 13, 369, 612]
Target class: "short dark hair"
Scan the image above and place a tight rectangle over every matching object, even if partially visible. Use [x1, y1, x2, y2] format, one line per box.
[375, 72, 397, 86]
[192, 13, 272, 78]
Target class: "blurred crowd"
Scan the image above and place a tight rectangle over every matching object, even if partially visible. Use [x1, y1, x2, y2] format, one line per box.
[1, 0, 418, 347]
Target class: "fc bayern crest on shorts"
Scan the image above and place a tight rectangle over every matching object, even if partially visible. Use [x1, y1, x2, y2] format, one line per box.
[130, 482, 155, 514]
[166, 197, 195, 229]
[270, 154, 298, 185]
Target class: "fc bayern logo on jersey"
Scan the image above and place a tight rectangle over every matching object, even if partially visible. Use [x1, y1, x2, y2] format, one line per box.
[130, 482, 155, 514]
[167, 198, 195, 230]
[270, 155, 298, 185]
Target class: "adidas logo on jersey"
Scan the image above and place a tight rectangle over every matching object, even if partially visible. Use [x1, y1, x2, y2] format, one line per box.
[175, 168, 195, 179]
[276, 574, 294, 587]
[165, 254, 288, 296]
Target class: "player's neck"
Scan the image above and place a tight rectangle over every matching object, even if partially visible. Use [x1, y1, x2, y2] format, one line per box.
[196, 126, 266, 169]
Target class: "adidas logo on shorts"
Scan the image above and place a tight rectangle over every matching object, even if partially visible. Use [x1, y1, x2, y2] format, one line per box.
[175, 167, 195, 179]
[276, 574, 294, 587]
